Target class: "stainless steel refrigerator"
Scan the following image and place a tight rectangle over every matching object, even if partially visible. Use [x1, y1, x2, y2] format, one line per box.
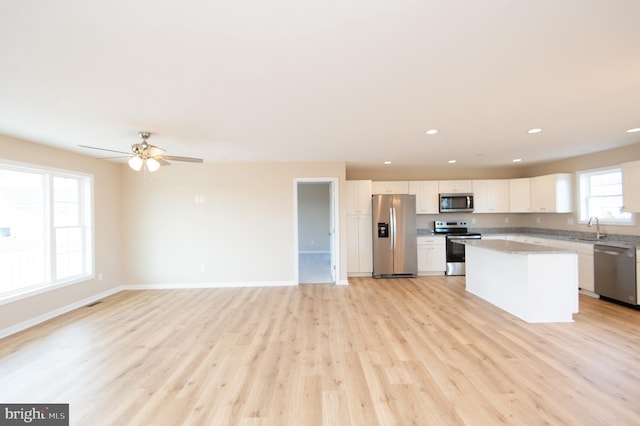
[372, 194, 418, 278]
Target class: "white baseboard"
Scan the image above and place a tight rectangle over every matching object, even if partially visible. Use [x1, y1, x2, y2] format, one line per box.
[0, 286, 124, 340]
[124, 281, 297, 290]
[347, 272, 372, 278]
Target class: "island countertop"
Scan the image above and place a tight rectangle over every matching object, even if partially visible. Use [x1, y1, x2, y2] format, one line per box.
[455, 239, 576, 255]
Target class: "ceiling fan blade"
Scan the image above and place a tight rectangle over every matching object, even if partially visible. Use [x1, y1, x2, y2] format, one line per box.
[79, 145, 131, 155]
[96, 155, 131, 160]
[146, 145, 165, 157]
[161, 155, 204, 163]
[157, 158, 171, 166]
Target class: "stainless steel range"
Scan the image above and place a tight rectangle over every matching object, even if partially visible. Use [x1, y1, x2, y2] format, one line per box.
[434, 220, 481, 276]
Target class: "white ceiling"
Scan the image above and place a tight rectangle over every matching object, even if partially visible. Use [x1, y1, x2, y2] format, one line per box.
[1, 0, 640, 172]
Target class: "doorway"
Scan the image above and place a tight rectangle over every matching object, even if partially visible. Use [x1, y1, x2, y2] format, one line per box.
[295, 179, 338, 284]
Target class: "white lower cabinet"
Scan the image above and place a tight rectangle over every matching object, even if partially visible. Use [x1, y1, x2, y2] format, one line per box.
[578, 252, 594, 292]
[347, 214, 372, 276]
[417, 236, 446, 275]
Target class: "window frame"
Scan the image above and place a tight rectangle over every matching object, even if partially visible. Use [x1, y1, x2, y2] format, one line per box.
[0, 159, 94, 304]
[577, 166, 634, 226]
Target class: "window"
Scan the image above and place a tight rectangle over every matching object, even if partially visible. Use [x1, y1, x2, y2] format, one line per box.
[578, 167, 632, 225]
[0, 161, 93, 301]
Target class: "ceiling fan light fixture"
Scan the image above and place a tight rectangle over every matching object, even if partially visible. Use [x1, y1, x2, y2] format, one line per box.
[146, 158, 161, 172]
[128, 156, 143, 171]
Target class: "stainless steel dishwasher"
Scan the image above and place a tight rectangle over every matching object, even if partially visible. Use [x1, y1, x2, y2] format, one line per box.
[594, 243, 637, 305]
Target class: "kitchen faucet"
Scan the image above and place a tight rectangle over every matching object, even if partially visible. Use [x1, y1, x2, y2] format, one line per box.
[587, 216, 606, 240]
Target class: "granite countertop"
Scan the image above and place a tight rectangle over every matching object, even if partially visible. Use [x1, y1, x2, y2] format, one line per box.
[454, 239, 577, 255]
[417, 227, 640, 248]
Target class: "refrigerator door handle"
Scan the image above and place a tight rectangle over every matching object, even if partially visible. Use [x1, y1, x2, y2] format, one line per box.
[390, 207, 396, 250]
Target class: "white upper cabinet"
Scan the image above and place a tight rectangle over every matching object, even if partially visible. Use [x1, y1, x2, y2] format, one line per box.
[438, 180, 472, 194]
[408, 181, 439, 214]
[346, 180, 372, 215]
[472, 180, 510, 213]
[530, 173, 573, 213]
[509, 178, 531, 213]
[621, 160, 640, 212]
[372, 181, 409, 194]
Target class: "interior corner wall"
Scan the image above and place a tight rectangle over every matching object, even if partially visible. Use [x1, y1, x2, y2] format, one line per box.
[0, 134, 123, 332]
[121, 161, 347, 286]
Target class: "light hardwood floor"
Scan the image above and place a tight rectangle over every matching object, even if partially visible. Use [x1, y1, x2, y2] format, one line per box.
[2, 276, 640, 425]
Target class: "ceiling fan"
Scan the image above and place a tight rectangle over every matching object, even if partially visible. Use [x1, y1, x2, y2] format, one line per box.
[79, 131, 203, 172]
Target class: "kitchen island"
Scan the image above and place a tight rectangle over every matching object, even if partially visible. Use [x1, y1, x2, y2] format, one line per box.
[458, 239, 578, 323]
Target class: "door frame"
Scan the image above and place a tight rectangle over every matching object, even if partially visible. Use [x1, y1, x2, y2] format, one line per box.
[293, 177, 342, 284]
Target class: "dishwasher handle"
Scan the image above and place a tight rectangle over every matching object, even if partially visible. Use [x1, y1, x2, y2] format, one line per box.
[595, 248, 625, 256]
[595, 246, 636, 259]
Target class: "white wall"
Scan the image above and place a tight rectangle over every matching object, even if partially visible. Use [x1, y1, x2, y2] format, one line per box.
[0, 134, 123, 332]
[0, 135, 348, 332]
[121, 161, 347, 285]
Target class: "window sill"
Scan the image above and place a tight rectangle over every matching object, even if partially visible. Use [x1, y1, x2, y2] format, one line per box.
[0, 274, 93, 306]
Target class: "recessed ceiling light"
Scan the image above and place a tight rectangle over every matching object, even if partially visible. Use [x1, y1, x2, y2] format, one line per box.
[626, 128, 640, 133]
[513, 158, 523, 163]
[425, 129, 438, 135]
[448, 160, 456, 164]
[527, 128, 542, 134]
[383, 161, 392, 165]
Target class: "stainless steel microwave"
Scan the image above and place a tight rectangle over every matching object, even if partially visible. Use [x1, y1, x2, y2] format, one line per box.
[439, 193, 474, 212]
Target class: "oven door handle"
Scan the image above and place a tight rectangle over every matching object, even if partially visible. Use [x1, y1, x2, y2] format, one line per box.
[447, 235, 481, 240]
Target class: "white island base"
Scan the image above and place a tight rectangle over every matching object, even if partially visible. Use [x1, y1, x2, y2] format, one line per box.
[463, 240, 579, 323]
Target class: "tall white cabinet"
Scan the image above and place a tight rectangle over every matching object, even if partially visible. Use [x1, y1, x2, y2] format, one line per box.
[346, 181, 373, 276]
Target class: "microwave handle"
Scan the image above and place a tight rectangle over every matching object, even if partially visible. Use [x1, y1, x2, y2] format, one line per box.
[467, 196, 471, 209]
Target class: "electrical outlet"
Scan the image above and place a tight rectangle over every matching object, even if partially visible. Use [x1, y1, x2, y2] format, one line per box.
[200, 264, 205, 272]
[471, 218, 476, 224]
[536, 217, 541, 224]
[97, 272, 103, 281]
[568, 218, 574, 225]
[504, 217, 510, 224]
